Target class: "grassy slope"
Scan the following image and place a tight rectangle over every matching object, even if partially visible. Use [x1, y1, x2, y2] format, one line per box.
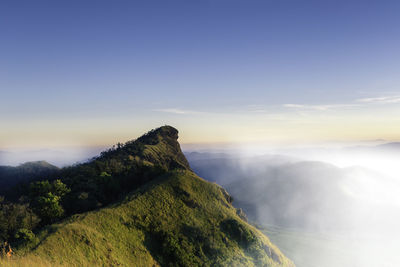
[3, 170, 294, 267]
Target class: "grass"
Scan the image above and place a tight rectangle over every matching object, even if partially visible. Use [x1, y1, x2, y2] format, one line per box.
[2, 170, 294, 266]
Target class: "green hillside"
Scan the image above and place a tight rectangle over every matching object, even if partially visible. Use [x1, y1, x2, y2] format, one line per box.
[0, 126, 294, 266]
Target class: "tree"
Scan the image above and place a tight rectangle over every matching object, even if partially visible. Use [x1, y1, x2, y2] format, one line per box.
[29, 180, 70, 224]
[0, 200, 39, 243]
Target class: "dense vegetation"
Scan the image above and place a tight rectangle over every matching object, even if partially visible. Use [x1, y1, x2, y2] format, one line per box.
[0, 126, 186, 244]
[0, 126, 293, 266]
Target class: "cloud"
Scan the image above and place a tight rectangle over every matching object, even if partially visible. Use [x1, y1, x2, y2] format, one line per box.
[153, 108, 204, 115]
[283, 103, 358, 111]
[283, 94, 400, 113]
[156, 95, 399, 117]
[356, 95, 400, 104]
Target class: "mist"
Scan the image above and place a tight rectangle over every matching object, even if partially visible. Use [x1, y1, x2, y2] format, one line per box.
[185, 142, 400, 267]
[0, 146, 105, 167]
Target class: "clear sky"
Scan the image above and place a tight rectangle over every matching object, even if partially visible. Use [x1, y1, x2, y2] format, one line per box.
[1, 0, 400, 148]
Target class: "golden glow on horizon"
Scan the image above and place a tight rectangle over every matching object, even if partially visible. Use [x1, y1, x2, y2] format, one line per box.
[1, 109, 400, 149]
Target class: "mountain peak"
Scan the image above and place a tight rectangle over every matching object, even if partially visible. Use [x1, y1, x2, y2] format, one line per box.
[124, 125, 190, 171]
[144, 125, 179, 139]
[18, 160, 58, 169]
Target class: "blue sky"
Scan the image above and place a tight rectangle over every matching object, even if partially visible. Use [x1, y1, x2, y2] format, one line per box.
[1, 0, 400, 148]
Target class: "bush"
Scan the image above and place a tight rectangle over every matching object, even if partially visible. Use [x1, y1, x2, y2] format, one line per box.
[14, 229, 35, 243]
[14, 228, 39, 250]
[220, 219, 256, 248]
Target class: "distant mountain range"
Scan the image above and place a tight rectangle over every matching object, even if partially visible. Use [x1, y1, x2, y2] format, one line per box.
[0, 147, 105, 167]
[374, 142, 400, 151]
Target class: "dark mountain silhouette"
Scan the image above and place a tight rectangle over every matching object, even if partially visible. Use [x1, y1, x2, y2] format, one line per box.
[0, 161, 59, 195]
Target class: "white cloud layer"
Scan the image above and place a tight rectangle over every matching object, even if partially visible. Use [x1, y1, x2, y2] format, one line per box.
[153, 108, 204, 115]
[356, 95, 400, 104]
[284, 94, 400, 112]
[283, 103, 358, 111]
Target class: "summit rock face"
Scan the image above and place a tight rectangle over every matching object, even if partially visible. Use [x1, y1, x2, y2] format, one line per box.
[133, 126, 191, 171]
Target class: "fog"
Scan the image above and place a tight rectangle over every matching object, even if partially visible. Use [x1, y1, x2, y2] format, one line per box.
[0, 146, 105, 167]
[185, 143, 400, 267]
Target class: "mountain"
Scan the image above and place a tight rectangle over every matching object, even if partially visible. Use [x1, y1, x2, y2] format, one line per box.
[2, 126, 294, 267]
[0, 161, 59, 195]
[0, 147, 105, 167]
[375, 142, 400, 152]
[55, 126, 194, 214]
